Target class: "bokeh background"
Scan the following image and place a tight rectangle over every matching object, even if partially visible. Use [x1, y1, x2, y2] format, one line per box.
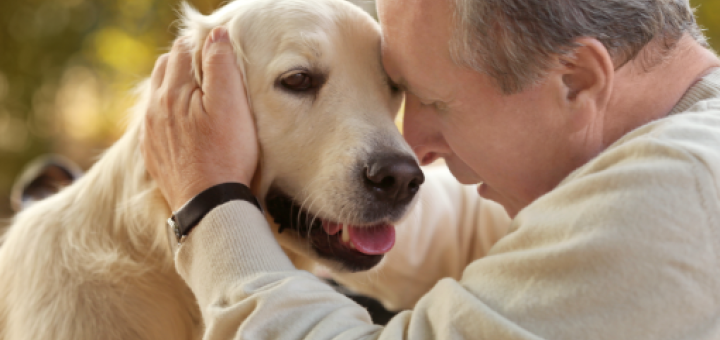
[0, 0, 718, 221]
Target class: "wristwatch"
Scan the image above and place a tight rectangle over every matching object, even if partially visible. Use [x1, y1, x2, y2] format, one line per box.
[167, 182, 262, 245]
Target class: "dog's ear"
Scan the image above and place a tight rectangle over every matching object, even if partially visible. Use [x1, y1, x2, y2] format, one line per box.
[180, 2, 252, 105]
[178, 3, 214, 85]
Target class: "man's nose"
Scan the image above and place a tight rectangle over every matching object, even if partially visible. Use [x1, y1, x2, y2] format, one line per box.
[402, 94, 451, 166]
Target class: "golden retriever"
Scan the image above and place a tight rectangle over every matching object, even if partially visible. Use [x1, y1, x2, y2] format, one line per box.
[0, 0, 423, 339]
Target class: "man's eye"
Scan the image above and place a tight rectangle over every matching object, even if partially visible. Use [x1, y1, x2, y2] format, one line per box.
[434, 102, 448, 111]
[281, 73, 313, 91]
[420, 101, 447, 112]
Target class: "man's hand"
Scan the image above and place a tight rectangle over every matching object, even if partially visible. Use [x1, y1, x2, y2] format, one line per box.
[142, 27, 258, 211]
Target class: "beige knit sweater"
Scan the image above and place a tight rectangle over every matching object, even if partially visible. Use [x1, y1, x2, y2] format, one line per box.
[176, 68, 720, 340]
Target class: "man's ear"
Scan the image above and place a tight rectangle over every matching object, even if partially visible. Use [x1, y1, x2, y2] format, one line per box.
[558, 37, 614, 128]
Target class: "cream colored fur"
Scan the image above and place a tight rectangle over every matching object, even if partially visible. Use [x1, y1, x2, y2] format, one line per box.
[0, 0, 411, 339]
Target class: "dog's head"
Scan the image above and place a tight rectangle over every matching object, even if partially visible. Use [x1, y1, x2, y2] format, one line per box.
[181, 0, 422, 272]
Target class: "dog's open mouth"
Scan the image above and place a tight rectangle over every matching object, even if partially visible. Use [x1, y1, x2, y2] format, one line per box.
[265, 188, 395, 271]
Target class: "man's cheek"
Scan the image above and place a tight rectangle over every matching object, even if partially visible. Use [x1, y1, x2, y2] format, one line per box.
[445, 157, 481, 185]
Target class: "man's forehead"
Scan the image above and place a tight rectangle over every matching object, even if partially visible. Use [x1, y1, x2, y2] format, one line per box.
[378, 0, 453, 45]
[377, 0, 451, 23]
[378, 0, 422, 30]
[377, 0, 459, 101]
[378, 0, 454, 63]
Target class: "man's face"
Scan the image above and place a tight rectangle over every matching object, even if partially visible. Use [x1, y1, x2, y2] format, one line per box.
[378, 0, 593, 217]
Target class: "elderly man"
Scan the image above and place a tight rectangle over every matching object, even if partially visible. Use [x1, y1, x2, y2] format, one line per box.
[142, 0, 720, 338]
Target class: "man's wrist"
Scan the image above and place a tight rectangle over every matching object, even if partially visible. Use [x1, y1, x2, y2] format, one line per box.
[169, 182, 262, 244]
[174, 175, 253, 212]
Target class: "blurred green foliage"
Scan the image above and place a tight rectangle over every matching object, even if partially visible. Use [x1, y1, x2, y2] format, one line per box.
[696, 0, 720, 50]
[0, 0, 224, 218]
[0, 0, 718, 219]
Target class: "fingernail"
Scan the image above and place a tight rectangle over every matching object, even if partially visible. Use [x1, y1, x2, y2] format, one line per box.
[210, 27, 229, 43]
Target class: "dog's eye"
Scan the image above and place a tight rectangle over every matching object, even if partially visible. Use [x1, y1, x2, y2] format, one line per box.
[276, 69, 326, 95]
[281, 73, 313, 91]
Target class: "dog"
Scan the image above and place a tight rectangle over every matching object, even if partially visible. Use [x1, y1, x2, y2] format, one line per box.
[0, 0, 423, 339]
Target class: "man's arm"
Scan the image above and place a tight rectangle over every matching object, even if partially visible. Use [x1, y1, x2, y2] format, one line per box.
[143, 28, 720, 340]
[175, 128, 720, 339]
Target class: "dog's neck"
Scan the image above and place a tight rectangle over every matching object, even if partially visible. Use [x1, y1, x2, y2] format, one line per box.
[45, 116, 175, 267]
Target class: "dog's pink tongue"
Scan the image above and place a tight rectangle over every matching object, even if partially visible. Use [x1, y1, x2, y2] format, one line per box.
[347, 225, 395, 255]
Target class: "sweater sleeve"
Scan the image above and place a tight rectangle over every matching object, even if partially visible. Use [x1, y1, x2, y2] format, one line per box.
[175, 125, 720, 340]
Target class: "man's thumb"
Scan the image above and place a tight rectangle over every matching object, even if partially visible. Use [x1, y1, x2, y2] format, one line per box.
[201, 27, 244, 97]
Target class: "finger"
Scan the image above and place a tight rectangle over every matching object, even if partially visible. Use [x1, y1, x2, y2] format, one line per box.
[189, 87, 213, 139]
[141, 124, 160, 180]
[170, 84, 197, 119]
[189, 86, 207, 119]
[150, 54, 170, 89]
[201, 27, 248, 116]
[165, 38, 195, 92]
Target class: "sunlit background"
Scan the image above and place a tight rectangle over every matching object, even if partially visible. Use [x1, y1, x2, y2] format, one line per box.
[0, 0, 718, 220]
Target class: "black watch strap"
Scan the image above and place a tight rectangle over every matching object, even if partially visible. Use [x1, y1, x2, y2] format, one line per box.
[169, 182, 262, 243]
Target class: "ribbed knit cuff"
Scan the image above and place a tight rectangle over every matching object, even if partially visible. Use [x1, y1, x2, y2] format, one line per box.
[175, 200, 295, 307]
[671, 67, 720, 115]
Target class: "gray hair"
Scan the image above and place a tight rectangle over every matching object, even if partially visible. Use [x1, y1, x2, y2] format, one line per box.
[450, 0, 708, 94]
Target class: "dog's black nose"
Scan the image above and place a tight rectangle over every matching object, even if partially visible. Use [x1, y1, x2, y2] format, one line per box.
[364, 155, 425, 204]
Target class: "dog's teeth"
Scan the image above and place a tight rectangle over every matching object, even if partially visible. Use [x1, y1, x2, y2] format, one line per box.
[349, 241, 356, 249]
[342, 224, 350, 243]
